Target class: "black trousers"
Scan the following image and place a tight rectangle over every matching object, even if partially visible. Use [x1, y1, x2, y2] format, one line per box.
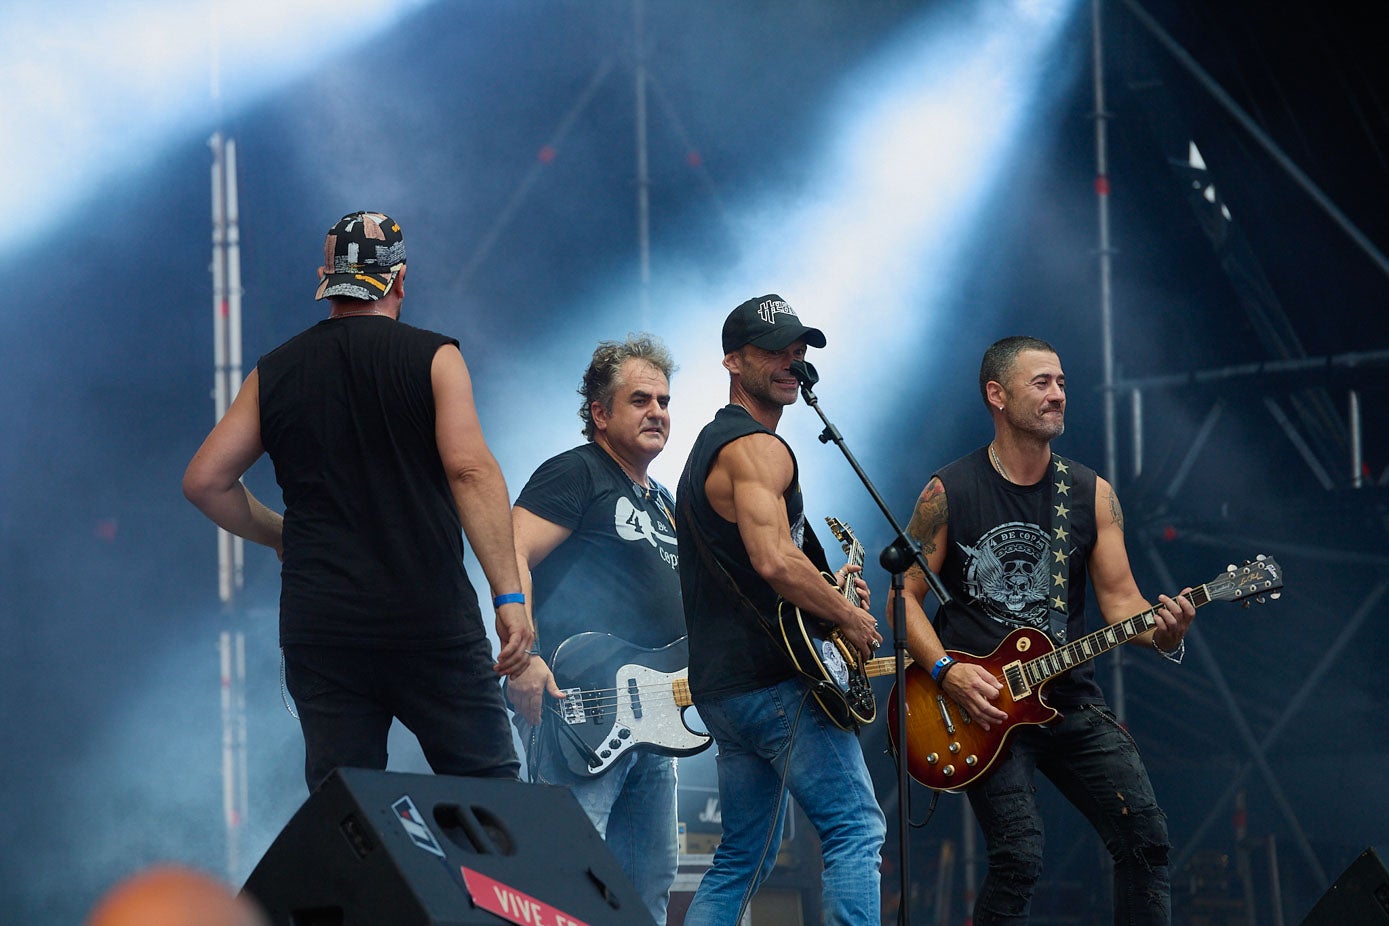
[283, 640, 520, 791]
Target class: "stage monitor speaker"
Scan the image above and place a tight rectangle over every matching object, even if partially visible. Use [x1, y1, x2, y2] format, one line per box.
[242, 767, 654, 926]
[1300, 846, 1389, 926]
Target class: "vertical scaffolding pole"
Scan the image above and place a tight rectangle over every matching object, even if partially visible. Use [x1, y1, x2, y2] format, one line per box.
[210, 130, 248, 884]
[633, 0, 652, 329]
[961, 810, 978, 923]
[1091, 0, 1128, 733]
[1349, 389, 1363, 488]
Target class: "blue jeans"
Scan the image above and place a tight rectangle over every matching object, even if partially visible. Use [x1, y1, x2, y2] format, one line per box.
[967, 702, 1171, 925]
[684, 677, 886, 926]
[520, 720, 679, 925]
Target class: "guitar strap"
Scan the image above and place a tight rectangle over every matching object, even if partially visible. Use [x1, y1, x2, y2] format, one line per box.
[679, 492, 778, 641]
[800, 519, 834, 575]
[1044, 453, 1074, 645]
[677, 494, 833, 646]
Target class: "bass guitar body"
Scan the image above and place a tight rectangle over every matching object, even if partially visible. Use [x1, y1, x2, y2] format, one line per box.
[543, 632, 710, 778]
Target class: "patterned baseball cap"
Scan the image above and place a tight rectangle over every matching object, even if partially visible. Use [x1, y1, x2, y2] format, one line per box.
[314, 211, 407, 301]
[721, 293, 827, 354]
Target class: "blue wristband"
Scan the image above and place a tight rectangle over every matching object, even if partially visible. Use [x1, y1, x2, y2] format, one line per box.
[492, 592, 525, 608]
[930, 655, 956, 682]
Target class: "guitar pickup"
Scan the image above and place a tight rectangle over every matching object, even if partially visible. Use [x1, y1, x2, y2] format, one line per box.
[559, 688, 585, 725]
[1003, 661, 1031, 700]
[627, 676, 643, 720]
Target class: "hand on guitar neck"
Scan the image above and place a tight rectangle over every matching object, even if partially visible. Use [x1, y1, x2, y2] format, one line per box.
[830, 563, 877, 660]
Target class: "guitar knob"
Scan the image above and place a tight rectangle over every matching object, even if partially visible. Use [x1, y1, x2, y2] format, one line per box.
[949, 742, 961, 754]
[925, 753, 939, 765]
[599, 749, 612, 758]
[609, 739, 622, 749]
[618, 729, 632, 739]
[965, 755, 978, 767]
[942, 765, 955, 777]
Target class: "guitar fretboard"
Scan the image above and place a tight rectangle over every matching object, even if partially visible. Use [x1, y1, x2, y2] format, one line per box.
[843, 538, 865, 608]
[1015, 584, 1212, 689]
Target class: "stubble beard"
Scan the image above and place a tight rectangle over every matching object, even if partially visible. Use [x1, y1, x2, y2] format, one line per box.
[744, 368, 796, 409]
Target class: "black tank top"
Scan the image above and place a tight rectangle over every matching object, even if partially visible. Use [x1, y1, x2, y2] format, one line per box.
[258, 316, 484, 648]
[933, 446, 1103, 706]
[676, 405, 803, 701]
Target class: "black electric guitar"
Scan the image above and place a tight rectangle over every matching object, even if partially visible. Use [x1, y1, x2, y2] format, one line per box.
[538, 632, 711, 778]
[777, 517, 901, 729]
[887, 556, 1283, 791]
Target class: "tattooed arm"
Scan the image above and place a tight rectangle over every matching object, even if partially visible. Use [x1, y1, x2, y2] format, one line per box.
[893, 476, 1007, 728]
[1088, 475, 1195, 651]
[1107, 479, 1125, 532]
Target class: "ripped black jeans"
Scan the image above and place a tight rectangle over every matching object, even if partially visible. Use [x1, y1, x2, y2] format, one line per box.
[967, 702, 1171, 926]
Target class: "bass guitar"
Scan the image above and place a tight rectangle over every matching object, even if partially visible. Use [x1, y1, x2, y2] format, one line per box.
[540, 632, 711, 778]
[777, 517, 904, 729]
[887, 556, 1282, 791]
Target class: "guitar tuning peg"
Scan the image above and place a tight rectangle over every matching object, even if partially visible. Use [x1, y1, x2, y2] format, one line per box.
[1241, 599, 1252, 609]
[1226, 564, 1237, 573]
[1270, 592, 1281, 600]
[1256, 553, 1267, 561]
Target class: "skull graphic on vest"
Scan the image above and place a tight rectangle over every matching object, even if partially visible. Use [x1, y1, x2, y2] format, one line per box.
[959, 522, 1052, 629]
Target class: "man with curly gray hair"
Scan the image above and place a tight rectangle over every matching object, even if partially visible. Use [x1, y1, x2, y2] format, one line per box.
[507, 333, 688, 925]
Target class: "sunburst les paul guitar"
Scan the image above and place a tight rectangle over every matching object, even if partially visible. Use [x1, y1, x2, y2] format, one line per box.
[887, 556, 1283, 791]
[777, 517, 913, 730]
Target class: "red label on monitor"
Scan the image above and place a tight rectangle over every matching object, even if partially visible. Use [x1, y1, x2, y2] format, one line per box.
[460, 866, 591, 926]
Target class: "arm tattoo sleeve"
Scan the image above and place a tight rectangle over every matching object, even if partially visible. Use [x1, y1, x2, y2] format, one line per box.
[906, 478, 948, 558]
[1108, 487, 1124, 532]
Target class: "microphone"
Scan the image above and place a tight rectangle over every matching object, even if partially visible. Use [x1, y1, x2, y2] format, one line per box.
[789, 359, 820, 387]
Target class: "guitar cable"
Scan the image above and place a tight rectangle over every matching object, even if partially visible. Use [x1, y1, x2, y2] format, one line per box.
[544, 700, 605, 769]
[734, 683, 815, 926]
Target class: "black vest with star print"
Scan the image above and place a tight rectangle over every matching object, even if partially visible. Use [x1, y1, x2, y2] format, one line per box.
[931, 445, 1104, 707]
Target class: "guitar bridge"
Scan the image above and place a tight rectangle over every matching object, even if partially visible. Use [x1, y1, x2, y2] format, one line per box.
[935, 694, 956, 735]
[558, 688, 585, 725]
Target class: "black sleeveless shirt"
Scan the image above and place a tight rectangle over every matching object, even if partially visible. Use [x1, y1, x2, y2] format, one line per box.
[676, 405, 802, 701]
[933, 446, 1103, 706]
[258, 316, 484, 649]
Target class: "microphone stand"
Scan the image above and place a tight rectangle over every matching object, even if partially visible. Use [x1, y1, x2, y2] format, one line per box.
[790, 360, 951, 926]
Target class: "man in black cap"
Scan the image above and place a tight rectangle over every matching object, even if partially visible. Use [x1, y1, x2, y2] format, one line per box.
[675, 294, 886, 925]
[184, 211, 530, 791]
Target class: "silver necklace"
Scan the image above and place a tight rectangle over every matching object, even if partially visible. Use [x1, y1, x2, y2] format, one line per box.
[633, 477, 675, 527]
[989, 442, 1012, 482]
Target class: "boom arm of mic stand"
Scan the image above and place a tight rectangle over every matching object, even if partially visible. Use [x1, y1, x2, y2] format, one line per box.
[797, 380, 951, 607]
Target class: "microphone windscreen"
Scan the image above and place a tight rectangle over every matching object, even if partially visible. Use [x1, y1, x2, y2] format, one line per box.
[789, 360, 820, 387]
